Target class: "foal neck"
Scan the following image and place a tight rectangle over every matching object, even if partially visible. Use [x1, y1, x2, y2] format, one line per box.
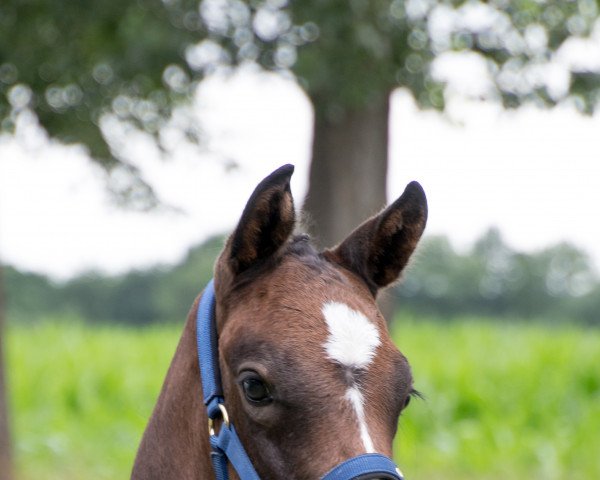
[131, 298, 212, 479]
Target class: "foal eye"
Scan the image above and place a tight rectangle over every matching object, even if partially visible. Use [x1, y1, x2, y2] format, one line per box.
[403, 395, 411, 409]
[241, 376, 272, 405]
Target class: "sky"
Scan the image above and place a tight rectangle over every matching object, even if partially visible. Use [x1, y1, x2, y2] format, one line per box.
[1, 69, 600, 280]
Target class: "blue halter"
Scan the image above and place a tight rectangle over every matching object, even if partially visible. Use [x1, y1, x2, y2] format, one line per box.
[196, 279, 405, 480]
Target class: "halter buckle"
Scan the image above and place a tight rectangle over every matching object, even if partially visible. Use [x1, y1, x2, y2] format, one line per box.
[208, 403, 230, 436]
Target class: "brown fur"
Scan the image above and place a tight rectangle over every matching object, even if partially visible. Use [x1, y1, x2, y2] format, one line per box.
[132, 165, 427, 479]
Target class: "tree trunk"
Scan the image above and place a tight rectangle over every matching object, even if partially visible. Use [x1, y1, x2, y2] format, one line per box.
[0, 265, 12, 480]
[304, 97, 390, 249]
[304, 95, 396, 321]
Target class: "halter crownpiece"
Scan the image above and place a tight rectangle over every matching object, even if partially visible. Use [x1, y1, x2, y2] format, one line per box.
[196, 279, 405, 480]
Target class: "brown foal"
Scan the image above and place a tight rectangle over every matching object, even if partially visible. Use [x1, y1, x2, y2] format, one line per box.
[131, 164, 427, 479]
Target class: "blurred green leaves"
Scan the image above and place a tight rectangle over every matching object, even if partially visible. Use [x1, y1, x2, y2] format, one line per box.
[4, 235, 224, 325]
[1, 0, 599, 173]
[398, 228, 600, 323]
[7, 319, 600, 479]
[5, 230, 600, 325]
[394, 319, 600, 479]
[0, 0, 199, 163]
[8, 321, 181, 480]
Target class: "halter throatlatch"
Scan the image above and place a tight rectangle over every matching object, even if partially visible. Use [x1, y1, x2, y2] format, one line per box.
[196, 279, 405, 480]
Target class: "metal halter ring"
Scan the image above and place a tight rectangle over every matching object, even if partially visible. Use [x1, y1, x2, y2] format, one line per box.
[208, 403, 230, 436]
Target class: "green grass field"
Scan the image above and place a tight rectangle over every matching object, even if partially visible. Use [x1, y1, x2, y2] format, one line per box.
[6, 317, 600, 480]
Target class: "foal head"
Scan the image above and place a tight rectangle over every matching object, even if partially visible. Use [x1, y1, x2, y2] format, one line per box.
[212, 165, 427, 479]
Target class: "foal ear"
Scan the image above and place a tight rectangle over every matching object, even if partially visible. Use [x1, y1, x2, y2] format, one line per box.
[327, 181, 427, 295]
[224, 164, 296, 275]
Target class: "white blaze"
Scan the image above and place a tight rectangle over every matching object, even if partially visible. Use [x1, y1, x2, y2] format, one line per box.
[345, 386, 375, 453]
[322, 301, 381, 453]
[322, 302, 381, 369]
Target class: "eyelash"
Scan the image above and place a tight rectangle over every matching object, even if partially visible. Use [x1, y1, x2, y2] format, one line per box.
[401, 388, 424, 412]
[409, 388, 424, 400]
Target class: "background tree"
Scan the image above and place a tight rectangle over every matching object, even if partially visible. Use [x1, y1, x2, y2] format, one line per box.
[0, 0, 203, 205]
[2, 0, 600, 237]
[197, 0, 600, 244]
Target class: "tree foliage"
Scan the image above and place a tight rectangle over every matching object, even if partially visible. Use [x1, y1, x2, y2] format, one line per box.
[3, 235, 223, 324]
[397, 228, 600, 323]
[0, 0, 198, 180]
[162, 0, 600, 116]
[1, 0, 599, 169]
[5, 230, 600, 325]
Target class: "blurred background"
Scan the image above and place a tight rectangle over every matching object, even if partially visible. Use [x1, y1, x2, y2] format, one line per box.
[1, 1, 600, 479]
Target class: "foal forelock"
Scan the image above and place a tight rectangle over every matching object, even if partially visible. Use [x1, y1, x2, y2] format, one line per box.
[322, 301, 381, 454]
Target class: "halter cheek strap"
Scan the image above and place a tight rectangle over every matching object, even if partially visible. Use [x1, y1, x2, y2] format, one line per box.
[196, 279, 225, 419]
[196, 279, 404, 480]
[196, 279, 261, 480]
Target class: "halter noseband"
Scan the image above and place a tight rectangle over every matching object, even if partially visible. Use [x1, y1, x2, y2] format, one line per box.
[196, 279, 405, 480]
